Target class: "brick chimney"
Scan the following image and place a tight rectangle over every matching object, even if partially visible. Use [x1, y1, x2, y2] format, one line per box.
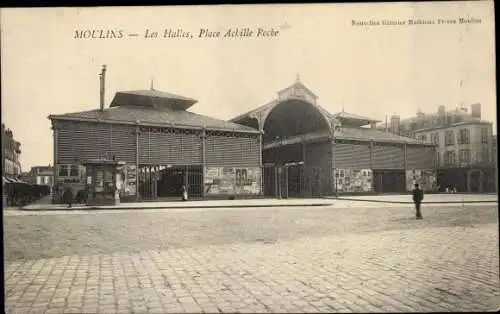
[470, 103, 481, 119]
[99, 65, 107, 112]
[390, 115, 400, 134]
[437, 105, 445, 115]
[416, 108, 425, 119]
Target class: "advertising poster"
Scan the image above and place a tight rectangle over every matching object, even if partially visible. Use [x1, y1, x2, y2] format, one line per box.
[205, 167, 262, 195]
[406, 169, 437, 192]
[124, 165, 136, 195]
[335, 168, 373, 193]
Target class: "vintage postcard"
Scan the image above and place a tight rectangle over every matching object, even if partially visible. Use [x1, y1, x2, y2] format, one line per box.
[2, 2, 498, 313]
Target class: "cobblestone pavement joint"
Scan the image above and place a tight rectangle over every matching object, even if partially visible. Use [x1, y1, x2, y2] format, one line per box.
[4, 223, 499, 313]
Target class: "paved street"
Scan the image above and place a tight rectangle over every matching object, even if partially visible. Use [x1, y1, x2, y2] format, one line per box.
[4, 203, 499, 313]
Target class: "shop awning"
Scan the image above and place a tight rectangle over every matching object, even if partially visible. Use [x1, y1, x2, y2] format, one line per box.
[3, 177, 30, 184]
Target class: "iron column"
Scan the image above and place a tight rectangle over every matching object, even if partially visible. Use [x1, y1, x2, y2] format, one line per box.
[135, 121, 140, 200]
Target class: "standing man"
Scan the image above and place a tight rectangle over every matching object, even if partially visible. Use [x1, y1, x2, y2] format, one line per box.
[63, 184, 74, 208]
[412, 183, 424, 219]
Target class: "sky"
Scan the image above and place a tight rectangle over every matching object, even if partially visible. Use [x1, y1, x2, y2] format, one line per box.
[1, 1, 496, 171]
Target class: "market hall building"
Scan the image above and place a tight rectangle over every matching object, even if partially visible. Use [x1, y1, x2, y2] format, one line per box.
[49, 84, 262, 203]
[230, 77, 438, 197]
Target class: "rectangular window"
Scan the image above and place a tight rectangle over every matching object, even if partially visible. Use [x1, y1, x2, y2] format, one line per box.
[459, 149, 470, 164]
[69, 165, 79, 177]
[481, 146, 489, 163]
[458, 129, 470, 145]
[418, 134, 427, 142]
[431, 132, 439, 145]
[444, 151, 456, 166]
[58, 165, 69, 177]
[481, 127, 489, 144]
[445, 130, 455, 146]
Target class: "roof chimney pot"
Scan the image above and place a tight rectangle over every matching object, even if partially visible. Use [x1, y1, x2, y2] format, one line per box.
[100, 65, 107, 112]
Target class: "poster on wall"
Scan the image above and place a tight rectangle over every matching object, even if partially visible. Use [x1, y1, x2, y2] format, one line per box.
[235, 167, 261, 195]
[406, 169, 437, 192]
[219, 168, 235, 194]
[334, 168, 372, 193]
[124, 165, 136, 196]
[205, 167, 262, 195]
[235, 168, 248, 186]
[204, 167, 221, 194]
[204, 167, 222, 184]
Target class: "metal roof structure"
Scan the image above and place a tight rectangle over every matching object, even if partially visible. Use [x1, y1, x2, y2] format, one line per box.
[263, 126, 433, 148]
[49, 105, 259, 134]
[332, 112, 381, 127]
[110, 89, 198, 111]
[49, 89, 259, 134]
[230, 79, 425, 145]
[336, 126, 431, 145]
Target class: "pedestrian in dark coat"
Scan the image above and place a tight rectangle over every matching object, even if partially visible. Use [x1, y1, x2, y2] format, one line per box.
[63, 186, 74, 208]
[412, 183, 424, 219]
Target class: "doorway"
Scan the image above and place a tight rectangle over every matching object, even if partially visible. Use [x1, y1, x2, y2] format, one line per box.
[157, 166, 203, 198]
[373, 169, 406, 193]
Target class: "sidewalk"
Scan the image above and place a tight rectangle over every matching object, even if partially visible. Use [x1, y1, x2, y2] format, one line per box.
[329, 193, 498, 204]
[3, 195, 53, 211]
[18, 194, 498, 211]
[21, 198, 334, 211]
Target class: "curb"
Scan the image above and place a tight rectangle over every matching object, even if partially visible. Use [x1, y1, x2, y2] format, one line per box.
[19, 203, 334, 211]
[331, 197, 498, 204]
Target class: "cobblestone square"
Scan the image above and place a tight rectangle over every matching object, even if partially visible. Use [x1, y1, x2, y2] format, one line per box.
[4, 203, 499, 313]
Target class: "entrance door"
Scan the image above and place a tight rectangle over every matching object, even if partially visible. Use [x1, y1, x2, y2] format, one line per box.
[157, 166, 203, 198]
[287, 165, 304, 197]
[279, 167, 288, 199]
[310, 168, 322, 197]
[158, 167, 184, 197]
[186, 166, 202, 197]
[469, 171, 481, 193]
[263, 165, 277, 197]
[373, 170, 406, 194]
[373, 171, 383, 193]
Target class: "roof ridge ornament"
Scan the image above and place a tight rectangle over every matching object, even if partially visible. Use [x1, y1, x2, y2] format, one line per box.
[150, 77, 155, 91]
[295, 73, 301, 83]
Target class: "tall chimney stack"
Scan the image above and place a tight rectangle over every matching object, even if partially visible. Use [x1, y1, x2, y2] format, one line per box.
[99, 65, 107, 112]
[470, 103, 481, 119]
[390, 115, 400, 135]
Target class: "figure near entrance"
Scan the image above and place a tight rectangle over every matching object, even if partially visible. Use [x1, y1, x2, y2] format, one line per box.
[412, 183, 424, 219]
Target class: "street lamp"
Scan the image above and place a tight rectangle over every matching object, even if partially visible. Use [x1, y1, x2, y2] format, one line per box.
[275, 135, 283, 199]
[331, 119, 339, 198]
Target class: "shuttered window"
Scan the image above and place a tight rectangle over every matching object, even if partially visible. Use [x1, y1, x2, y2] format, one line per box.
[205, 131, 260, 167]
[334, 142, 371, 169]
[372, 143, 405, 169]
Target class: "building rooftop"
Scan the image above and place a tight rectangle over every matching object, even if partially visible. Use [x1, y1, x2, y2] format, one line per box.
[50, 88, 259, 134]
[331, 111, 381, 127]
[110, 89, 198, 111]
[49, 106, 260, 134]
[378, 105, 490, 133]
[231, 79, 424, 144]
[263, 126, 433, 147]
[231, 78, 381, 129]
[336, 126, 430, 145]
